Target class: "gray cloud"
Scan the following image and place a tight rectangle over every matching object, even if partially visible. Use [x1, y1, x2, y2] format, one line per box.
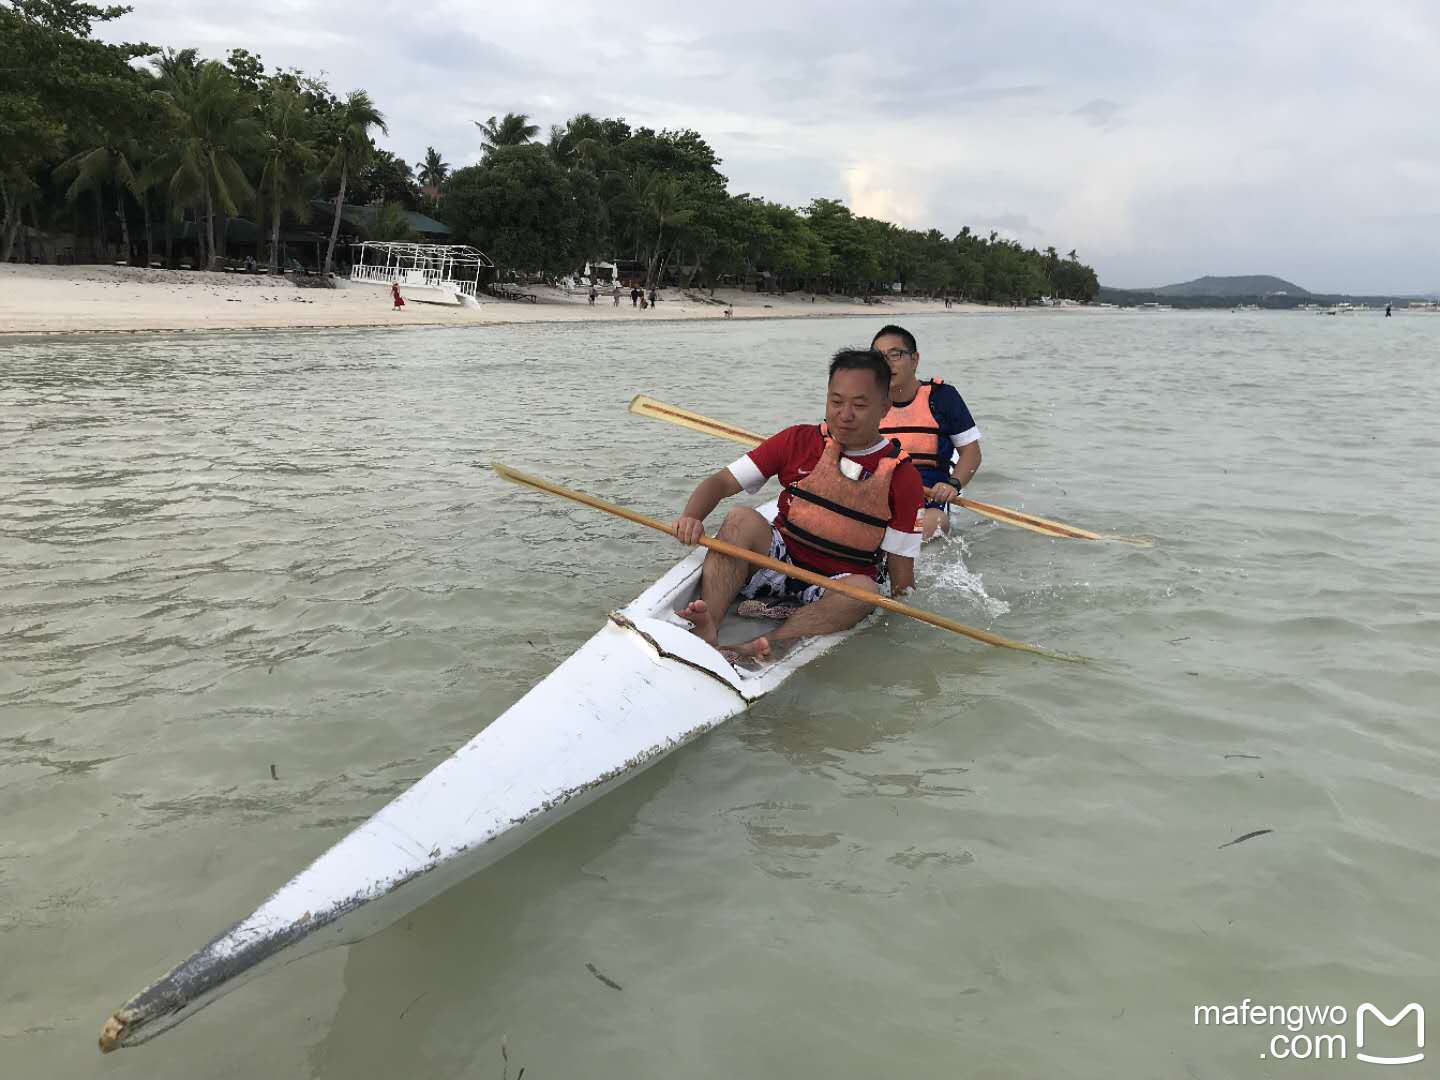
[100, 0, 1440, 292]
[1073, 99, 1123, 128]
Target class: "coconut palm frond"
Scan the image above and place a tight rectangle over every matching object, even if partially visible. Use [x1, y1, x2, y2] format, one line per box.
[476, 111, 538, 157]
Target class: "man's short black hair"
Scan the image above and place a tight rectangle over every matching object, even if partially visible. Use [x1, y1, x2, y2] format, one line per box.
[828, 348, 891, 393]
[871, 324, 917, 354]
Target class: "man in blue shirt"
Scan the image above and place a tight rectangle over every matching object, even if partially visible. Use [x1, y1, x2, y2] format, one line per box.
[874, 324, 982, 539]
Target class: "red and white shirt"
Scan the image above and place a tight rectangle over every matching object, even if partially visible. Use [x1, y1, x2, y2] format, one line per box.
[728, 424, 925, 577]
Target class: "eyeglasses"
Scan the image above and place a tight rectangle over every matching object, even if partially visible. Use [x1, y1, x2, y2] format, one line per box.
[880, 347, 914, 361]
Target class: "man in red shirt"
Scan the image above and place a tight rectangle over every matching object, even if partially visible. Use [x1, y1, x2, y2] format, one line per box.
[672, 348, 925, 661]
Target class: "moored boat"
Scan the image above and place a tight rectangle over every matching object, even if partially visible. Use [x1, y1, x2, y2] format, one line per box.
[346, 241, 494, 306]
[99, 503, 864, 1051]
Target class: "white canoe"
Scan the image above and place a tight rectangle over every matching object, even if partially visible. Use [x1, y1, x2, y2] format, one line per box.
[100, 503, 864, 1051]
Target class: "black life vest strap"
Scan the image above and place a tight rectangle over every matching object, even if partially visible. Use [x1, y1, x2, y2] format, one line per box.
[878, 434, 943, 465]
[783, 485, 890, 529]
[780, 520, 883, 564]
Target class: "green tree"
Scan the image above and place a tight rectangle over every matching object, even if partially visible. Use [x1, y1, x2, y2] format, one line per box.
[224, 47, 267, 95]
[54, 136, 139, 262]
[687, 194, 752, 290]
[805, 198, 879, 294]
[1052, 249, 1099, 301]
[347, 149, 416, 207]
[639, 172, 694, 287]
[320, 89, 387, 276]
[154, 59, 259, 270]
[763, 201, 827, 291]
[475, 112, 538, 158]
[443, 145, 587, 274]
[545, 113, 617, 271]
[417, 146, 449, 188]
[0, 0, 153, 261]
[1042, 245, 1060, 294]
[604, 126, 724, 272]
[546, 113, 607, 170]
[257, 83, 317, 273]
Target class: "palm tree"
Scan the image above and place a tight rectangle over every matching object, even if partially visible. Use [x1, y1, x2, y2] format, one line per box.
[55, 138, 140, 263]
[153, 46, 200, 83]
[641, 173, 693, 288]
[258, 86, 319, 274]
[547, 114, 604, 171]
[154, 60, 260, 270]
[475, 112, 538, 157]
[416, 146, 449, 189]
[138, 55, 198, 266]
[548, 114, 610, 273]
[322, 90, 388, 278]
[607, 169, 648, 262]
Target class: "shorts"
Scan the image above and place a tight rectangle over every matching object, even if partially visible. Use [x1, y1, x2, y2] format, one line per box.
[738, 527, 879, 605]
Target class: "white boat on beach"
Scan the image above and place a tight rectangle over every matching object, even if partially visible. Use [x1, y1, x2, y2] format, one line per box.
[99, 503, 862, 1051]
[346, 241, 495, 306]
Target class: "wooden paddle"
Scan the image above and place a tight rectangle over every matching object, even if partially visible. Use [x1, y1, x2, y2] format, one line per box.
[628, 393, 1152, 545]
[494, 464, 1085, 663]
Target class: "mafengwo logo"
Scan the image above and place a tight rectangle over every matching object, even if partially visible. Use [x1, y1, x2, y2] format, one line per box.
[1356, 1003, 1424, 1067]
[1192, 999, 1423, 1065]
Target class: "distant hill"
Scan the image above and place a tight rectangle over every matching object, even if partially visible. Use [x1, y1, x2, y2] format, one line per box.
[1147, 275, 1310, 298]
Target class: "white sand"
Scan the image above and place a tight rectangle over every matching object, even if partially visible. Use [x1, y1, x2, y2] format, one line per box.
[0, 263, 1094, 335]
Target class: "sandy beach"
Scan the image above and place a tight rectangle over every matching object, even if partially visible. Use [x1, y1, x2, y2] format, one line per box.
[0, 263, 1093, 335]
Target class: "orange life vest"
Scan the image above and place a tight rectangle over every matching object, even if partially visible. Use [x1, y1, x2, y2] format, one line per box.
[880, 379, 949, 471]
[777, 429, 908, 568]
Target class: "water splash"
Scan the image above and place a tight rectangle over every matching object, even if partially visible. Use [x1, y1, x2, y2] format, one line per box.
[924, 529, 1010, 617]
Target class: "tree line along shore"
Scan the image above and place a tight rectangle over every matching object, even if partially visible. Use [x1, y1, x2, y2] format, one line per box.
[2, 0, 1101, 304]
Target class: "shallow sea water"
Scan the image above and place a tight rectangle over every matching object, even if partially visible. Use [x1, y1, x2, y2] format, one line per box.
[2, 311, 1438, 1079]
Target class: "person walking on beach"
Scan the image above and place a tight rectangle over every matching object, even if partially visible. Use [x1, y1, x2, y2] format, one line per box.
[613, 284, 621, 306]
[589, 286, 598, 306]
[875, 324, 982, 541]
[648, 288, 658, 308]
[631, 286, 641, 308]
[391, 282, 406, 310]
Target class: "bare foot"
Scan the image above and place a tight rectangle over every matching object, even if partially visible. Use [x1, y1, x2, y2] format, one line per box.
[676, 599, 719, 645]
[720, 636, 771, 664]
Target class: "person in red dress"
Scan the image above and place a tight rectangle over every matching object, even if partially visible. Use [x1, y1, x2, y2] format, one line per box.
[391, 282, 405, 309]
[672, 348, 924, 661]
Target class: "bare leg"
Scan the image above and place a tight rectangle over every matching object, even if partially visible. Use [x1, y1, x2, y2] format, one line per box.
[676, 505, 773, 645]
[727, 574, 881, 659]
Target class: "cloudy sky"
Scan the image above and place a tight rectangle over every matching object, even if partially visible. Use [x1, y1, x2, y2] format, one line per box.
[102, 0, 1440, 293]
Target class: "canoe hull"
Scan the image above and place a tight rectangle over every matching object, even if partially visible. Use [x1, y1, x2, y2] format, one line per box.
[102, 508, 860, 1050]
